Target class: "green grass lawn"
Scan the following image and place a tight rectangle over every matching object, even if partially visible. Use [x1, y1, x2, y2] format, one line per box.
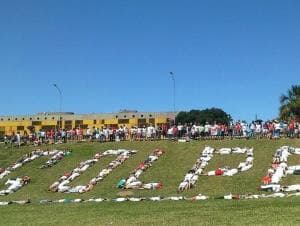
[0, 139, 300, 225]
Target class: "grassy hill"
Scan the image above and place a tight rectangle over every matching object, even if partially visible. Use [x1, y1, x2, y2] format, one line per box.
[0, 139, 300, 225]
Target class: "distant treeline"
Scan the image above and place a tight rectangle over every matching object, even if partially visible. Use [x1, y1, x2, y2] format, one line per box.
[175, 108, 232, 125]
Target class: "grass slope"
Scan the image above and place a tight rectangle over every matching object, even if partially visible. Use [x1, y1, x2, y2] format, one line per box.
[0, 139, 300, 225]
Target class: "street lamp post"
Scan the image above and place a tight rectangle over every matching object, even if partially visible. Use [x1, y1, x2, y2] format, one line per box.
[53, 84, 62, 130]
[169, 72, 176, 125]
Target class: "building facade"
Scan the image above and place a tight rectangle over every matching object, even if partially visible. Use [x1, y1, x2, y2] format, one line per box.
[0, 111, 176, 136]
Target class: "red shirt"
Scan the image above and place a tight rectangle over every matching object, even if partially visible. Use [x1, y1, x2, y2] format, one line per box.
[155, 183, 163, 189]
[138, 163, 145, 170]
[289, 123, 295, 130]
[262, 176, 271, 185]
[215, 168, 224, 176]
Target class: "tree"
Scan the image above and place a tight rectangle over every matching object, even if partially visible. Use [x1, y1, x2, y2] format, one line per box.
[175, 108, 232, 125]
[279, 85, 300, 121]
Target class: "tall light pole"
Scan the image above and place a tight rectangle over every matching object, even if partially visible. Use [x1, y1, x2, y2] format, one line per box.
[169, 72, 176, 125]
[53, 84, 62, 130]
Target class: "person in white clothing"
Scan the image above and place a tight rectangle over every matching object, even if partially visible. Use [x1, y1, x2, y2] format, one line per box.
[178, 181, 189, 192]
[218, 148, 231, 155]
[142, 182, 162, 189]
[190, 194, 209, 201]
[224, 168, 238, 176]
[260, 184, 281, 192]
[69, 172, 80, 181]
[58, 180, 70, 192]
[125, 181, 142, 189]
[281, 184, 300, 192]
[0, 170, 10, 179]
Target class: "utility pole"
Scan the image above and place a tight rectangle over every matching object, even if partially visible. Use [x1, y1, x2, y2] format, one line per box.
[53, 84, 62, 130]
[169, 72, 176, 125]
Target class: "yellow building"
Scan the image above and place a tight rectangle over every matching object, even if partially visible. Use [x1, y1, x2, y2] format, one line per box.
[0, 111, 176, 136]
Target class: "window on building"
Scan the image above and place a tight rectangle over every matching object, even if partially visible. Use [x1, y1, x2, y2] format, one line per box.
[132, 115, 135, 118]
[15, 118, 18, 120]
[115, 115, 118, 118]
[32, 121, 41, 126]
[75, 120, 83, 127]
[17, 126, 24, 131]
[149, 118, 155, 125]
[138, 119, 146, 127]
[81, 124, 88, 129]
[64, 125, 72, 130]
[118, 119, 129, 124]
[141, 114, 144, 118]
[57, 121, 62, 127]
[93, 120, 97, 124]
[65, 120, 72, 125]
[101, 120, 105, 124]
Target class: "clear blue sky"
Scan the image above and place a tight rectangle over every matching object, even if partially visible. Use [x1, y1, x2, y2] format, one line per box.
[1, 0, 300, 121]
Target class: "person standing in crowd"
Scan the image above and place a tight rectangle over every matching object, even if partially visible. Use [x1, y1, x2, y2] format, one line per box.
[16, 132, 21, 147]
[61, 129, 67, 143]
[86, 127, 91, 141]
[288, 121, 295, 138]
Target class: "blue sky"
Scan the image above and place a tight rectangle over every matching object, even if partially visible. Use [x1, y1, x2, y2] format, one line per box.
[0, 0, 299, 121]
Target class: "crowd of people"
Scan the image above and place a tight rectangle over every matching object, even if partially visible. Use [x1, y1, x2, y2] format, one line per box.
[0, 176, 30, 196]
[0, 149, 70, 196]
[178, 146, 214, 192]
[260, 146, 300, 192]
[49, 149, 137, 193]
[178, 146, 254, 192]
[117, 149, 164, 190]
[0, 199, 31, 205]
[0, 149, 70, 180]
[204, 147, 253, 176]
[2, 119, 300, 148]
[2, 190, 300, 206]
[0, 146, 300, 203]
[173, 119, 300, 140]
[219, 192, 300, 200]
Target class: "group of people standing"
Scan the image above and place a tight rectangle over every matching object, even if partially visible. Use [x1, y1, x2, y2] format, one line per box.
[2, 119, 300, 147]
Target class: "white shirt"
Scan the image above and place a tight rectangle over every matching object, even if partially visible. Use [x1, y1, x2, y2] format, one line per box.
[184, 173, 193, 182]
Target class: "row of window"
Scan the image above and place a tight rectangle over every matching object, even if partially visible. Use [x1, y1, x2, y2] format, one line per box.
[0, 114, 155, 121]
[1, 119, 156, 129]
[0, 117, 62, 121]
[115, 114, 153, 118]
[2, 119, 157, 132]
